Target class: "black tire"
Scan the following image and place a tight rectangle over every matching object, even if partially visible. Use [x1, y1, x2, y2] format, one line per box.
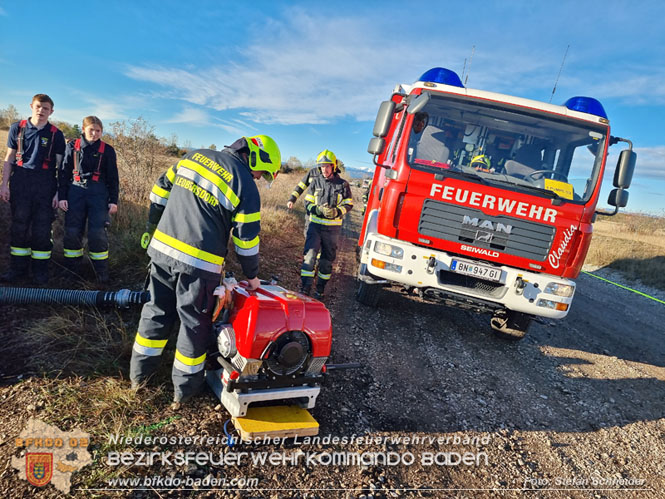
[490, 309, 532, 341]
[356, 280, 381, 307]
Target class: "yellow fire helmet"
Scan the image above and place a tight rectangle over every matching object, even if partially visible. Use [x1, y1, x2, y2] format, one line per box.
[471, 154, 491, 172]
[316, 149, 338, 171]
[244, 135, 282, 182]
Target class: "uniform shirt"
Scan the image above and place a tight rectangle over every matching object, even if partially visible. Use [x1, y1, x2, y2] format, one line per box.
[59, 137, 120, 204]
[147, 147, 261, 280]
[7, 120, 65, 171]
[300, 168, 353, 226]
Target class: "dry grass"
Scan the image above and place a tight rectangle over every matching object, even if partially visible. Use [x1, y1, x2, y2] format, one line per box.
[587, 213, 665, 289]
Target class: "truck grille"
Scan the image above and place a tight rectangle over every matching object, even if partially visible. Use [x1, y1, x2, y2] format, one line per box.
[419, 200, 555, 261]
[438, 270, 506, 298]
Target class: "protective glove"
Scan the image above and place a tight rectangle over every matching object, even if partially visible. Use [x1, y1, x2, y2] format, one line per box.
[141, 223, 157, 249]
[320, 204, 339, 219]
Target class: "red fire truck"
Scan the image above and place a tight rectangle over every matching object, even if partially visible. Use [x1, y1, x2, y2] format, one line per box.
[358, 67, 636, 339]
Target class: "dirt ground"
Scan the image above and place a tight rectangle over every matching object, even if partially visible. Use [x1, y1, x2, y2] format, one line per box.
[1, 199, 665, 498]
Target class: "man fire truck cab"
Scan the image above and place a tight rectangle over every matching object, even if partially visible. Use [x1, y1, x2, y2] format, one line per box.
[358, 67, 636, 340]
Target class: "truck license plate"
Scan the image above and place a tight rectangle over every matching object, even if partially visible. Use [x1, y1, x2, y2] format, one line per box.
[450, 260, 502, 282]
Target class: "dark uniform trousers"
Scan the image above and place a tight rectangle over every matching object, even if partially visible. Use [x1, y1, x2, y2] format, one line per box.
[301, 222, 340, 294]
[63, 181, 110, 275]
[9, 167, 56, 279]
[130, 261, 219, 402]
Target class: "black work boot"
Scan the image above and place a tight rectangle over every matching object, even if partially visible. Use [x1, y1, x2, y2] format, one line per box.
[314, 281, 327, 301]
[31, 259, 50, 285]
[299, 277, 313, 296]
[62, 256, 83, 280]
[92, 260, 110, 284]
[1, 255, 29, 283]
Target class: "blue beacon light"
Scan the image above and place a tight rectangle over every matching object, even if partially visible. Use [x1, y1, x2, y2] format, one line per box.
[418, 67, 465, 88]
[563, 96, 608, 119]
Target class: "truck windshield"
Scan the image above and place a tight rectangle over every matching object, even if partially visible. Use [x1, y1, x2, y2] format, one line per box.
[407, 94, 608, 203]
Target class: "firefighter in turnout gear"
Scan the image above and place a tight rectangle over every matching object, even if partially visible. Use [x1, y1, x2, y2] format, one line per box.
[0, 94, 66, 284]
[130, 135, 281, 406]
[59, 116, 119, 283]
[289, 149, 353, 299]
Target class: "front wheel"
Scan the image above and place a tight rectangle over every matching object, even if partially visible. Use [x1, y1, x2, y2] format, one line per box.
[490, 309, 532, 341]
[356, 279, 381, 307]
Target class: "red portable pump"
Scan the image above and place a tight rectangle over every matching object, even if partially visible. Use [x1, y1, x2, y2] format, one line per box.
[206, 280, 348, 417]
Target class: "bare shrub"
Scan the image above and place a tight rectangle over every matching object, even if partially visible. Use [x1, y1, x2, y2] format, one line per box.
[109, 117, 164, 207]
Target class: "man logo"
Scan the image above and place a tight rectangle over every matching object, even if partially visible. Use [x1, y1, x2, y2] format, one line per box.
[462, 215, 512, 234]
[475, 231, 493, 243]
[26, 453, 53, 487]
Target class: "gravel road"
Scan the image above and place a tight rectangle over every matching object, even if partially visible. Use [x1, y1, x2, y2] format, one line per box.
[2, 205, 664, 498]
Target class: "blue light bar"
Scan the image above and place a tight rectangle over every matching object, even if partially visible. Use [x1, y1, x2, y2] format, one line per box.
[418, 67, 464, 88]
[563, 96, 608, 119]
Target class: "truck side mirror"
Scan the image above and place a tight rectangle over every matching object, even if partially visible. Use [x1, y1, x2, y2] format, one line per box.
[407, 92, 430, 115]
[607, 188, 629, 208]
[372, 101, 395, 138]
[613, 149, 636, 188]
[368, 137, 385, 155]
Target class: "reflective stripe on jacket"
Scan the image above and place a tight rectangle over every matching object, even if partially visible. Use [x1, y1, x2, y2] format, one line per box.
[147, 148, 261, 279]
[300, 168, 353, 226]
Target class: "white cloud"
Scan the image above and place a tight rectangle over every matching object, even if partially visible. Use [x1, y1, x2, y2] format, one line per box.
[125, 10, 452, 125]
[632, 146, 665, 179]
[124, 6, 665, 126]
[56, 92, 143, 125]
[165, 107, 210, 124]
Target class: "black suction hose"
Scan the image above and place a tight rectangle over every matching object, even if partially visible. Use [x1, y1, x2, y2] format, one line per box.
[0, 287, 150, 308]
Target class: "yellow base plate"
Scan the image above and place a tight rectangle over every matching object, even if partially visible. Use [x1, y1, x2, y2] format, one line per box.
[233, 405, 319, 440]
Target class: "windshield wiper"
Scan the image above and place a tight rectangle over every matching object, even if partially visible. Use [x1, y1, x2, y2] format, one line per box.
[433, 169, 487, 184]
[505, 181, 565, 204]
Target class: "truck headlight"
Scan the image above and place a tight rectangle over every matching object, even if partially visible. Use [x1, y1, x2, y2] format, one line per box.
[371, 258, 403, 273]
[217, 325, 237, 358]
[374, 241, 404, 259]
[544, 282, 575, 297]
[537, 299, 569, 311]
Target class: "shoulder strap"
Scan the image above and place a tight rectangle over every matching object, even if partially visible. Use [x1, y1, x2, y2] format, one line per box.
[92, 141, 105, 181]
[73, 139, 82, 181]
[16, 120, 28, 166]
[41, 123, 59, 169]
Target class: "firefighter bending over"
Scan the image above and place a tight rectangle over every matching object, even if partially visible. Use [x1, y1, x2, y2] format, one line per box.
[288, 149, 353, 299]
[130, 136, 281, 407]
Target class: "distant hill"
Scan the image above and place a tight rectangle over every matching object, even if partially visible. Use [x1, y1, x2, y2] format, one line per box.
[342, 166, 373, 179]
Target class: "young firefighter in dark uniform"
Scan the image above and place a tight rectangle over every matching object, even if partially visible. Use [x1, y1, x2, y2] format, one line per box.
[0, 94, 66, 284]
[59, 116, 119, 283]
[290, 149, 353, 299]
[130, 135, 281, 407]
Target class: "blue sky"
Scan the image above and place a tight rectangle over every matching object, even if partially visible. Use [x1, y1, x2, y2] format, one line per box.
[1, 1, 664, 214]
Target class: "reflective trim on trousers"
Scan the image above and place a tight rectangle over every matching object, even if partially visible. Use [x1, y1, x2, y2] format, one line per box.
[10, 246, 31, 257]
[133, 332, 168, 356]
[318, 271, 331, 280]
[173, 349, 206, 374]
[64, 248, 84, 258]
[301, 269, 315, 277]
[31, 250, 51, 260]
[89, 250, 109, 261]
